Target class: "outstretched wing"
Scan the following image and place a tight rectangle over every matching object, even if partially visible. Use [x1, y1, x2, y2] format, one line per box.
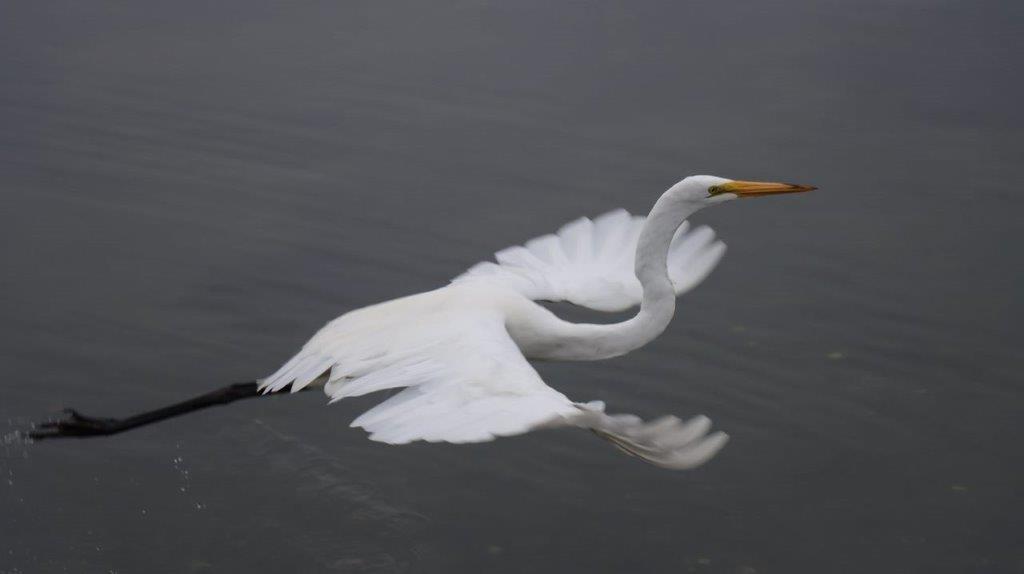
[452, 209, 726, 312]
[258, 308, 581, 444]
[257, 284, 729, 467]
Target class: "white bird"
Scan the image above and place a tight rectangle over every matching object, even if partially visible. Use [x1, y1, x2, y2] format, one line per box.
[32, 175, 814, 470]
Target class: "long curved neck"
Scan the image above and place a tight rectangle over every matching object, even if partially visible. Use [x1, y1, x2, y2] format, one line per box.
[537, 194, 702, 360]
[631, 193, 695, 341]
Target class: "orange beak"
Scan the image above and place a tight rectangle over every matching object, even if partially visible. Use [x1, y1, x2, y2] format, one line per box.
[712, 180, 817, 198]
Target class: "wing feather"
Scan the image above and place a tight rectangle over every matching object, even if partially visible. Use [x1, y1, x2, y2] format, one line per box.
[258, 301, 581, 445]
[453, 209, 726, 312]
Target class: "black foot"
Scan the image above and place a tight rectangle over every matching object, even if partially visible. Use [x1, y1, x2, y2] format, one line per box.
[27, 409, 126, 440]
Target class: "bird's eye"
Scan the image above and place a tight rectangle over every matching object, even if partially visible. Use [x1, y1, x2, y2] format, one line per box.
[708, 186, 720, 195]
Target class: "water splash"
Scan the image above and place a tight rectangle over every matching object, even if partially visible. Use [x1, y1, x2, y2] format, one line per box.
[171, 444, 206, 512]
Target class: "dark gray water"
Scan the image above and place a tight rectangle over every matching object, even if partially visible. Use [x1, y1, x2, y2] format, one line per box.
[2, 1, 1021, 572]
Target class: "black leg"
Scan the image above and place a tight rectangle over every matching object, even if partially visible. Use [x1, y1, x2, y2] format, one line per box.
[27, 381, 308, 440]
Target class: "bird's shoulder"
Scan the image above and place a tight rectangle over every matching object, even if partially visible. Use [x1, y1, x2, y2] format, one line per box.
[309, 282, 530, 341]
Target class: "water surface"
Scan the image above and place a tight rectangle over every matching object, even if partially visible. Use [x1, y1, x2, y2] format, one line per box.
[1, 1, 1022, 572]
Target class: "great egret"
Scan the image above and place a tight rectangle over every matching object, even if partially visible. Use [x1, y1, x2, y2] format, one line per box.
[31, 175, 815, 470]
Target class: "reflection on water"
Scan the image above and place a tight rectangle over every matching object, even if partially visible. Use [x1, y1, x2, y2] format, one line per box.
[1, 0, 1022, 572]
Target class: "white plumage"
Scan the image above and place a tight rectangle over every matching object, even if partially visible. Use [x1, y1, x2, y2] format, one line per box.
[258, 175, 815, 469]
[454, 209, 725, 312]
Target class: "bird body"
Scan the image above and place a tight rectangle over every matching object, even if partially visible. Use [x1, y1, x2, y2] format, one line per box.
[255, 175, 816, 469]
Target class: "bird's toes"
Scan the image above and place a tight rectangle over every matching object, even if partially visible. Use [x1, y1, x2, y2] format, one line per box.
[28, 409, 122, 439]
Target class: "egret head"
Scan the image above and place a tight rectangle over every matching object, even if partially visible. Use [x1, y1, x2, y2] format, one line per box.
[669, 175, 816, 206]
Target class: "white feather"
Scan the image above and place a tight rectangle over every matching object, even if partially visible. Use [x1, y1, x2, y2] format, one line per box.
[452, 209, 726, 312]
[259, 296, 581, 444]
